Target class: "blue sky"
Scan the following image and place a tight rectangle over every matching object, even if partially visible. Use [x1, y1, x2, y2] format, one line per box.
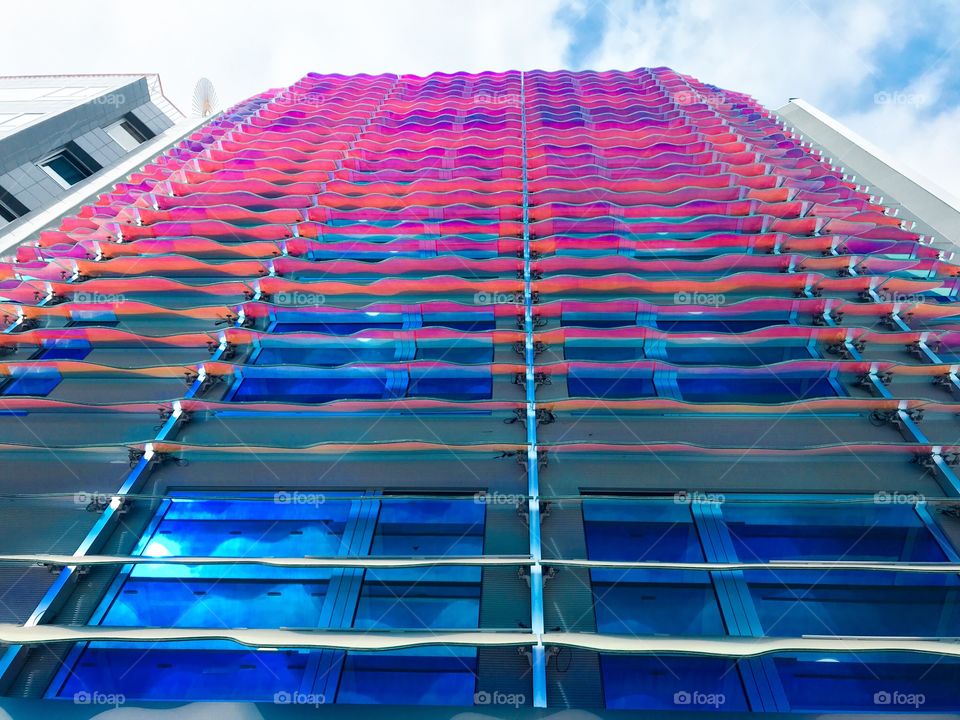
[3, 0, 958, 194]
[555, 0, 960, 195]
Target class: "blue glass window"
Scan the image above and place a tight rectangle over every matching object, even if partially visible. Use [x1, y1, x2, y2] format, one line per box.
[253, 345, 397, 366]
[51, 494, 488, 704]
[744, 569, 960, 637]
[230, 368, 493, 402]
[583, 496, 960, 709]
[354, 567, 481, 629]
[724, 502, 957, 638]
[231, 373, 389, 401]
[600, 655, 749, 711]
[39, 338, 92, 360]
[270, 309, 406, 334]
[273, 317, 405, 334]
[657, 318, 789, 332]
[567, 369, 656, 398]
[422, 314, 494, 331]
[271, 311, 494, 334]
[336, 648, 478, 706]
[560, 312, 634, 328]
[564, 342, 645, 361]
[359, 498, 484, 630]
[584, 501, 725, 635]
[252, 342, 492, 366]
[142, 496, 353, 557]
[408, 369, 492, 400]
[583, 500, 701, 562]
[599, 653, 960, 712]
[591, 567, 725, 635]
[2, 367, 61, 396]
[100, 567, 333, 629]
[370, 498, 485, 556]
[774, 653, 960, 712]
[721, 502, 949, 562]
[677, 374, 843, 402]
[40, 151, 94, 187]
[417, 341, 493, 364]
[67, 309, 119, 327]
[57, 645, 309, 702]
[663, 344, 811, 366]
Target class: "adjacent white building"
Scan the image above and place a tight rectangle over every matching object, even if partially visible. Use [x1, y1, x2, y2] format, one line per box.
[0, 74, 184, 232]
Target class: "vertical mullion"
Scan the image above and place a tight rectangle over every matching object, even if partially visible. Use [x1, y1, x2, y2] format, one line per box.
[520, 70, 547, 709]
[695, 501, 789, 711]
[301, 493, 381, 700]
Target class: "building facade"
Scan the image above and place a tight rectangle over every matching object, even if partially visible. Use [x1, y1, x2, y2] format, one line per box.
[0, 74, 182, 234]
[0, 68, 958, 716]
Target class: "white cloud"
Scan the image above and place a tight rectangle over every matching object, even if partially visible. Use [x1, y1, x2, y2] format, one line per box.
[571, 0, 960, 193]
[576, 0, 897, 107]
[0, 1, 572, 111]
[1, 0, 956, 193]
[836, 68, 960, 199]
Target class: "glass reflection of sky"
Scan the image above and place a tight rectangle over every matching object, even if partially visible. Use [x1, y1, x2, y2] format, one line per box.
[52, 495, 488, 704]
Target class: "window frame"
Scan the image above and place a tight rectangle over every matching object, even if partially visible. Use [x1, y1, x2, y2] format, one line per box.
[104, 118, 148, 152]
[48, 491, 490, 704]
[37, 148, 96, 189]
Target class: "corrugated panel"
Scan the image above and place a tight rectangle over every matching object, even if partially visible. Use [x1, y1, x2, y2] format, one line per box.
[476, 647, 532, 706]
[8, 502, 157, 697]
[479, 566, 528, 630]
[541, 506, 595, 633]
[546, 648, 603, 709]
[0, 567, 57, 624]
[7, 647, 63, 699]
[0, 501, 97, 554]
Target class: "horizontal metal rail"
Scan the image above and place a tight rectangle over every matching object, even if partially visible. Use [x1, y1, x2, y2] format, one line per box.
[0, 625, 958, 658]
[4, 553, 960, 573]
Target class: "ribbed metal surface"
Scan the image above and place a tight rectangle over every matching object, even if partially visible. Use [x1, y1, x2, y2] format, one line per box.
[476, 647, 532, 706]
[6, 647, 62, 699]
[8, 503, 156, 696]
[546, 648, 603, 709]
